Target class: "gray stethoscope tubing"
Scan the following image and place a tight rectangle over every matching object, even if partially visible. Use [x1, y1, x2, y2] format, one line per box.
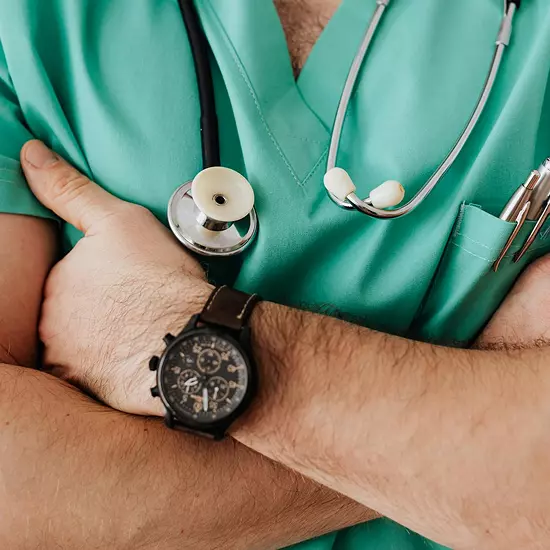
[326, 0, 520, 218]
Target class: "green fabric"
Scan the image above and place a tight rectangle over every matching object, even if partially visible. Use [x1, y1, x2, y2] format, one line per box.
[0, 41, 56, 219]
[1, 1, 550, 548]
[412, 204, 550, 346]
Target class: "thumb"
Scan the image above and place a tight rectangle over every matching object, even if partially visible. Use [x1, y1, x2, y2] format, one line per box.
[21, 140, 123, 234]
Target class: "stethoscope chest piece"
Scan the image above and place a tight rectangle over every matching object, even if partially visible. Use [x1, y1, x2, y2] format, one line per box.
[168, 167, 258, 257]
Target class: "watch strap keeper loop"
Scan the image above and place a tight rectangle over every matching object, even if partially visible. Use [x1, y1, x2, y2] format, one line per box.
[199, 286, 260, 331]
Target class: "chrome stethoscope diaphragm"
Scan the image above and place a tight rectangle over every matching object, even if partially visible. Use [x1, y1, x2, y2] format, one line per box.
[168, 167, 258, 257]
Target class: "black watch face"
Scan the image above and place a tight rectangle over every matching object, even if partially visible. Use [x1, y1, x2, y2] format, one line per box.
[159, 331, 250, 424]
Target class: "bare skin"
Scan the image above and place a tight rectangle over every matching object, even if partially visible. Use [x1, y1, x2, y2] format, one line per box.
[0, 143, 378, 550]
[475, 258, 550, 350]
[0, 215, 376, 550]
[275, 0, 341, 76]
[0, 214, 56, 367]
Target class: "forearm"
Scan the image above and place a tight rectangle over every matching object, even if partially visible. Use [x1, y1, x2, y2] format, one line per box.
[232, 301, 550, 550]
[0, 363, 375, 550]
[0, 215, 56, 368]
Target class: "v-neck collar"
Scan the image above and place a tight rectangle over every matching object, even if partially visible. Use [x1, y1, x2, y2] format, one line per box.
[195, 0, 375, 185]
[296, 0, 377, 129]
[201, 0, 376, 122]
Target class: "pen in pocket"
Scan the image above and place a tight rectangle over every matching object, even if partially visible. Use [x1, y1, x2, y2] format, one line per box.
[513, 158, 550, 262]
[493, 158, 550, 272]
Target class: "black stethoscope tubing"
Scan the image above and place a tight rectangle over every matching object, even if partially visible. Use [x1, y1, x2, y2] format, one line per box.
[177, 0, 220, 169]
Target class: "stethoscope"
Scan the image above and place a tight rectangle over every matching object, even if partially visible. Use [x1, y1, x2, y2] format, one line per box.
[168, 0, 521, 257]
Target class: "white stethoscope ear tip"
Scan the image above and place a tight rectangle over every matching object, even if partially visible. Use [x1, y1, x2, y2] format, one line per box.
[324, 168, 357, 201]
[324, 168, 405, 210]
[369, 180, 405, 209]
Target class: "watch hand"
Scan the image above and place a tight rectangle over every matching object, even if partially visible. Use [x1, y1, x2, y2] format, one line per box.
[203, 388, 209, 412]
[184, 377, 198, 387]
[213, 387, 219, 400]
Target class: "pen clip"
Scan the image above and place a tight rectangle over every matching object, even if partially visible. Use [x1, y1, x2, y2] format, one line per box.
[492, 201, 530, 272]
[513, 198, 550, 264]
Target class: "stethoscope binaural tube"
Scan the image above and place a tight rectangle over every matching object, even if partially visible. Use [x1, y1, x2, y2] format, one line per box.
[324, 0, 521, 219]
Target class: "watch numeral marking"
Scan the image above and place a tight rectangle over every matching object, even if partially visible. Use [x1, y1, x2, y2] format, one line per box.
[227, 365, 244, 373]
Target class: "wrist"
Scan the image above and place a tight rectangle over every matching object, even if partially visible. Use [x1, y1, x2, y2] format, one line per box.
[141, 276, 214, 417]
[146, 283, 266, 435]
[229, 301, 310, 446]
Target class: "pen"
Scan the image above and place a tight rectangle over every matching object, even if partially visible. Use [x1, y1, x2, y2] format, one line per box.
[523, 158, 550, 221]
[498, 170, 541, 222]
[513, 158, 550, 263]
[492, 168, 541, 272]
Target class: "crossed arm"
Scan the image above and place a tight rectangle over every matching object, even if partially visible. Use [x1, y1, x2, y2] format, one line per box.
[0, 214, 55, 367]
[0, 212, 376, 549]
[4, 141, 550, 550]
[233, 298, 550, 550]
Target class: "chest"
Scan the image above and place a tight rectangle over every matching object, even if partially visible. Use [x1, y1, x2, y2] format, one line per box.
[273, 0, 341, 75]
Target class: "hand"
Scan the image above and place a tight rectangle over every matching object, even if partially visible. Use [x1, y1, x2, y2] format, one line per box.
[21, 139, 549, 416]
[21, 140, 213, 415]
[477, 256, 550, 349]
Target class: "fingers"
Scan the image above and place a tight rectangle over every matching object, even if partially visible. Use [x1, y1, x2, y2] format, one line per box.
[21, 140, 123, 234]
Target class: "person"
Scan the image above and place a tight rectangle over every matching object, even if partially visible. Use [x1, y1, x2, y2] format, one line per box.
[1, 1, 549, 549]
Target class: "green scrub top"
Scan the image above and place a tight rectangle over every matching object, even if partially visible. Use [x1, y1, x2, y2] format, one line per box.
[1, 0, 550, 548]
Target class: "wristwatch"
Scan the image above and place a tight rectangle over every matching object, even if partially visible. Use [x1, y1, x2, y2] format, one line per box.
[149, 286, 260, 440]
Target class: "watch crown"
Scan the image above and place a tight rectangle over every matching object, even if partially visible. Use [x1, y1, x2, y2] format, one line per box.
[149, 356, 160, 371]
[163, 333, 175, 345]
[150, 386, 160, 398]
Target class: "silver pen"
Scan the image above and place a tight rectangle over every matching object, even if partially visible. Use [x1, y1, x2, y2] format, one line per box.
[513, 158, 550, 263]
[498, 170, 541, 222]
[493, 168, 541, 272]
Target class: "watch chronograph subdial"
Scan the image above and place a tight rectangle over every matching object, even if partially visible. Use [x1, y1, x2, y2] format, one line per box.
[197, 348, 222, 374]
[177, 369, 203, 394]
[207, 377, 230, 402]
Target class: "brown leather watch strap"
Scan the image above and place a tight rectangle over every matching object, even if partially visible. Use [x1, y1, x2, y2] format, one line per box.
[199, 286, 260, 331]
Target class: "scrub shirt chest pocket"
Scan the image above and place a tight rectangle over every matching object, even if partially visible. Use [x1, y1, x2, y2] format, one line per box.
[412, 203, 550, 347]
